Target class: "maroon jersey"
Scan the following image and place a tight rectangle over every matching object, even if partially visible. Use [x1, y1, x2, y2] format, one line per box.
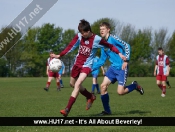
[59, 33, 120, 68]
[156, 54, 170, 75]
[47, 57, 54, 72]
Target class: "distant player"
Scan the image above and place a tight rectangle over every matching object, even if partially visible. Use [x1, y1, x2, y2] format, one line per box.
[91, 56, 105, 94]
[51, 19, 126, 117]
[58, 60, 65, 88]
[92, 22, 144, 115]
[44, 51, 61, 91]
[154, 47, 170, 97]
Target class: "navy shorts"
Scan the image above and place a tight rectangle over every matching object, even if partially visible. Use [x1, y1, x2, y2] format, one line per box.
[105, 66, 128, 86]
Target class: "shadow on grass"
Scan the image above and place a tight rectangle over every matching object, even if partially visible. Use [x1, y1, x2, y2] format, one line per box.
[77, 110, 151, 117]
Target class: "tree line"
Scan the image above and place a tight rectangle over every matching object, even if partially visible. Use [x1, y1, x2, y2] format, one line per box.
[0, 18, 175, 77]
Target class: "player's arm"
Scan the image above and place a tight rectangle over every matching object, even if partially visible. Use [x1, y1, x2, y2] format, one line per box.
[100, 66, 105, 76]
[154, 60, 158, 76]
[92, 49, 107, 71]
[113, 36, 130, 62]
[46, 62, 49, 75]
[52, 34, 80, 58]
[165, 57, 170, 76]
[99, 39, 126, 61]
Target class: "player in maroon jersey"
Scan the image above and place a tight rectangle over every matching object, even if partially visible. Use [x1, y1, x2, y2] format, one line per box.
[44, 51, 61, 91]
[154, 47, 170, 97]
[51, 19, 126, 117]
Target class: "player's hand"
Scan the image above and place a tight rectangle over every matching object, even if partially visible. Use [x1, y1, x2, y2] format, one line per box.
[153, 71, 156, 76]
[119, 53, 126, 61]
[122, 62, 128, 70]
[46, 71, 48, 75]
[51, 54, 60, 58]
[166, 72, 169, 76]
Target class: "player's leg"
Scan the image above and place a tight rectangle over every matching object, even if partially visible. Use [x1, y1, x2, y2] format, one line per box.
[161, 76, 167, 97]
[59, 74, 64, 88]
[44, 72, 53, 91]
[69, 77, 77, 88]
[99, 76, 112, 115]
[91, 76, 96, 94]
[95, 75, 100, 94]
[55, 73, 61, 91]
[117, 68, 144, 95]
[166, 79, 171, 88]
[156, 75, 163, 90]
[60, 73, 88, 116]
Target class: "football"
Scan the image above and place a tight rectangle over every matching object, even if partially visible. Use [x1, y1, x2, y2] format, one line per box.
[49, 58, 62, 72]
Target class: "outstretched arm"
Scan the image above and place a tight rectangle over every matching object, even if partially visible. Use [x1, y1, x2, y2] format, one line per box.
[99, 39, 126, 61]
[52, 34, 80, 58]
[92, 49, 107, 71]
[154, 65, 158, 76]
[101, 66, 105, 75]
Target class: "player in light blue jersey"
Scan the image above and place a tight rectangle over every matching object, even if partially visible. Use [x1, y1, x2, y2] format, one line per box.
[58, 60, 65, 88]
[91, 56, 105, 94]
[92, 22, 144, 115]
[51, 19, 126, 117]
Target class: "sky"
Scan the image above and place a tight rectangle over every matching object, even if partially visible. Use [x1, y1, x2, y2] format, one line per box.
[0, 0, 175, 36]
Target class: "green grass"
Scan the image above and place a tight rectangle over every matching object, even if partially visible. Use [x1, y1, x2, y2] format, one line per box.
[0, 77, 175, 132]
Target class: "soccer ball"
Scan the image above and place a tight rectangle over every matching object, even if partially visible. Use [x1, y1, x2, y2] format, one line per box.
[49, 58, 62, 72]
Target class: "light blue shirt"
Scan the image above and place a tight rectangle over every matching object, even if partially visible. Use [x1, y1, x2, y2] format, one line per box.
[93, 34, 131, 70]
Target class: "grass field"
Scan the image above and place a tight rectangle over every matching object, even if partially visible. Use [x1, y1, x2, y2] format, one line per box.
[0, 77, 175, 132]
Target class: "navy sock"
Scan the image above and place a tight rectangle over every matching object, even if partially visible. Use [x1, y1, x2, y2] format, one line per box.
[96, 84, 100, 92]
[101, 93, 111, 113]
[91, 84, 96, 92]
[126, 84, 137, 93]
[60, 80, 63, 85]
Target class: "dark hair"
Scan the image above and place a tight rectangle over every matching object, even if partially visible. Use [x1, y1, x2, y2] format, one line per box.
[158, 47, 163, 51]
[100, 22, 111, 29]
[49, 50, 54, 53]
[78, 19, 92, 32]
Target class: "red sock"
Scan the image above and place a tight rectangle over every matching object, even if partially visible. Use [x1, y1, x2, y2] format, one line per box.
[80, 88, 92, 99]
[158, 84, 162, 90]
[46, 82, 51, 88]
[162, 86, 166, 94]
[66, 96, 76, 111]
[57, 82, 60, 88]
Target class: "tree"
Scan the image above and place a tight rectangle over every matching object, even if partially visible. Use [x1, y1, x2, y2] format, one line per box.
[91, 18, 116, 36]
[130, 29, 152, 62]
[19, 27, 43, 76]
[0, 26, 22, 76]
[37, 23, 63, 53]
[128, 28, 152, 76]
[167, 31, 175, 76]
[60, 29, 76, 76]
[120, 24, 136, 44]
[151, 28, 170, 59]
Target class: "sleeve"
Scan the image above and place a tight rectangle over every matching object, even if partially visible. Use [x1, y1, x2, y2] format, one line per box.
[59, 34, 80, 57]
[125, 44, 130, 61]
[92, 49, 107, 71]
[155, 56, 158, 65]
[112, 35, 130, 61]
[166, 57, 170, 65]
[46, 59, 49, 66]
[156, 60, 158, 65]
[99, 39, 120, 54]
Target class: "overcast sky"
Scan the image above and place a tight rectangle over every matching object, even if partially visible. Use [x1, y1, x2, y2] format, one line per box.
[0, 0, 175, 36]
